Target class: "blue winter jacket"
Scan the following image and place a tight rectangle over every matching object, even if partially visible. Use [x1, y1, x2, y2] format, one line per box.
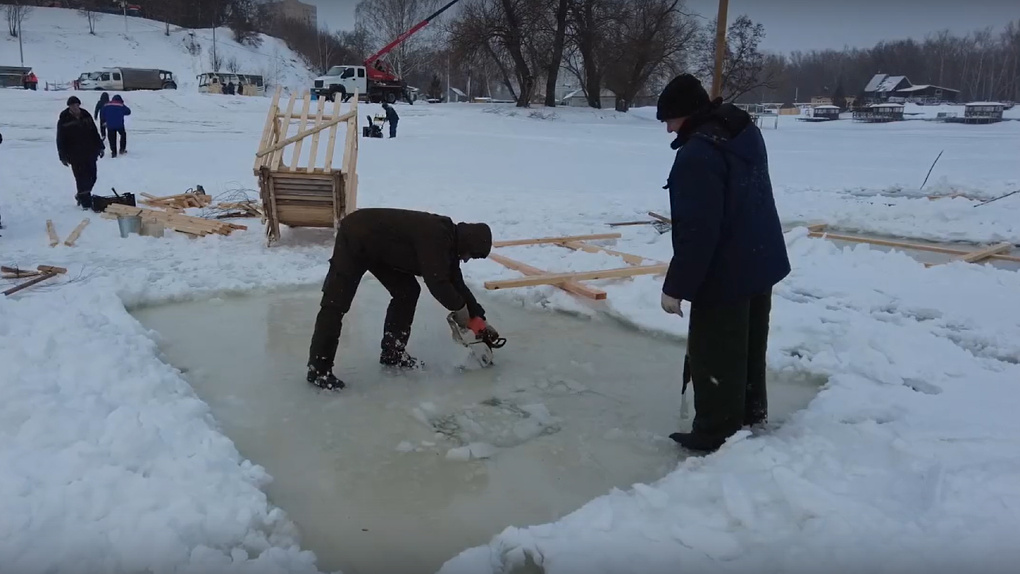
[101, 99, 131, 130]
[662, 103, 791, 305]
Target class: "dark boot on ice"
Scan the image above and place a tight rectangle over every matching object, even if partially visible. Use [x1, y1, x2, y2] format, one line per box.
[306, 363, 345, 390]
[669, 431, 728, 453]
[380, 349, 423, 370]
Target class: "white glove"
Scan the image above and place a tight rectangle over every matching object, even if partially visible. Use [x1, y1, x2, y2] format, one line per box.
[661, 292, 683, 316]
[452, 305, 471, 328]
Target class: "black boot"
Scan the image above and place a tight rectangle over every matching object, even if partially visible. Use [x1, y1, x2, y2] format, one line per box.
[308, 306, 345, 387]
[669, 431, 727, 453]
[76, 192, 92, 210]
[306, 364, 345, 390]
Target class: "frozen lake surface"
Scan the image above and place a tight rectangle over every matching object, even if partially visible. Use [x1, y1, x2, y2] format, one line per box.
[132, 281, 823, 574]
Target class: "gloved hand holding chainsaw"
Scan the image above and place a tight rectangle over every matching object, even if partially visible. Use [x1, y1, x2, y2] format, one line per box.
[452, 305, 500, 342]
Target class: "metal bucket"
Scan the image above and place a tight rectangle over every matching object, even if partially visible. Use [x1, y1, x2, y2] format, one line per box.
[117, 214, 141, 238]
[139, 219, 165, 238]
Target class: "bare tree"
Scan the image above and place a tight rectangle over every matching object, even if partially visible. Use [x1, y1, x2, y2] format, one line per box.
[209, 46, 224, 73]
[355, 0, 446, 78]
[79, 0, 102, 35]
[695, 14, 774, 102]
[565, 0, 622, 108]
[226, 56, 240, 73]
[5, 3, 33, 38]
[541, 0, 570, 106]
[602, 0, 699, 111]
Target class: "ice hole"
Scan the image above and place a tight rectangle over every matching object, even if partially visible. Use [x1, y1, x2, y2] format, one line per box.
[131, 280, 823, 574]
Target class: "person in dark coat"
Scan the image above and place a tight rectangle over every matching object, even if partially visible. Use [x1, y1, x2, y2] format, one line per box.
[655, 74, 791, 453]
[94, 92, 110, 140]
[101, 94, 131, 157]
[307, 208, 497, 390]
[57, 96, 104, 210]
[382, 102, 399, 138]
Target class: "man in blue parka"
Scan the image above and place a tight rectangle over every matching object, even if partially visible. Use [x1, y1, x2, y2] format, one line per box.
[656, 74, 791, 453]
[101, 94, 131, 157]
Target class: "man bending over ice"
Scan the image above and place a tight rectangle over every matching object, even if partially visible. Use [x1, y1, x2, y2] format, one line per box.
[307, 208, 498, 390]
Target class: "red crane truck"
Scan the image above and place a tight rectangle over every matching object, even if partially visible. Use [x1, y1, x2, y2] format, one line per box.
[311, 0, 461, 104]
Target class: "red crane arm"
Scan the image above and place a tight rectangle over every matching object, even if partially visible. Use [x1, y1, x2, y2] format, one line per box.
[364, 0, 462, 66]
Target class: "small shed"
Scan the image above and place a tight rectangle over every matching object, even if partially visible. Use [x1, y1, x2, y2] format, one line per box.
[801, 105, 840, 122]
[963, 102, 1004, 124]
[895, 84, 959, 104]
[852, 103, 904, 123]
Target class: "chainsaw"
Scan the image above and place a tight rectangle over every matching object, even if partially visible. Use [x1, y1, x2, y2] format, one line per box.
[447, 312, 507, 368]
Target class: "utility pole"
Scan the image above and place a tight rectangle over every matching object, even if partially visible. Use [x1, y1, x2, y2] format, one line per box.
[446, 52, 451, 103]
[122, 0, 128, 34]
[18, 17, 24, 67]
[710, 0, 729, 100]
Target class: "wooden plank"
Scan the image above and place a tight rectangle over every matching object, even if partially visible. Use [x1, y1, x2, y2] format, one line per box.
[558, 240, 657, 266]
[63, 218, 90, 246]
[1, 266, 41, 278]
[270, 92, 299, 171]
[647, 211, 671, 224]
[289, 91, 312, 170]
[607, 220, 655, 227]
[254, 86, 283, 173]
[258, 109, 356, 159]
[924, 242, 1013, 267]
[4, 272, 58, 297]
[37, 265, 68, 274]
[488, 253, 606, 300]
[485, 264, 669, 290]
[305, 97, 327, 173]
[323, 96, 342, 171]
[46, 220, 59, 247]
[493, 233, 622, 248]
[809, 229, 972, 256]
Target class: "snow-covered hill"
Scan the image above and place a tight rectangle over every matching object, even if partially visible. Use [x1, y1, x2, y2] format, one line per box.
[3, 7, 314, 92]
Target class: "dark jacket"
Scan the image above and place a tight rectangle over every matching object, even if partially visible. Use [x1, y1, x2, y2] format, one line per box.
[383, 104, 399, 122]
[95, 93, 110, 123]
[662, 103, 790, 305]
[56, 108, 103, 164]
[101, 96, 131, 130]
[339, 208, 492, 318]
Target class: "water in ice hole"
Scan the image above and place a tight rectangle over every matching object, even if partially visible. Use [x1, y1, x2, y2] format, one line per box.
[131, 280, 823, 574]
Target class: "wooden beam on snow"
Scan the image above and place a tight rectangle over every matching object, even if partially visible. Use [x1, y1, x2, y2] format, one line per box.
[557, 240, 659, 266]
[46, 220, 60, 247]
[924, 242, 1013, 267]
[63, 218, 90, 246]
[492, 233, 622, 248]
[484, 263, 668, 291]
[488, 253, 606, 300]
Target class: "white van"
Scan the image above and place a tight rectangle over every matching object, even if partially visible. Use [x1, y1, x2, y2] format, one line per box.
[78, 68, 177, 91]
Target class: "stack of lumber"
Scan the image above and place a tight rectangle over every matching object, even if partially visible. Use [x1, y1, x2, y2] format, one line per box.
[140, 191, 212, 210]
[101, 204, 246, 237]
[213, 200, 263, 218]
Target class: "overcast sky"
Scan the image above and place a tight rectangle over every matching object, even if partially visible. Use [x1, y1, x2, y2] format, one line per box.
[306, 0, 1019, 54]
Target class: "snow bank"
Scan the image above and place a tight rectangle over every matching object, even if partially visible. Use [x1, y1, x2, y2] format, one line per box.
[4, 7, 314, 91]
[1, 87, 1019, 573]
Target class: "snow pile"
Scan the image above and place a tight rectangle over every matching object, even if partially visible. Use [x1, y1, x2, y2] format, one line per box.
[5, 7, 314, 91]
[1, 88, 1020, 574]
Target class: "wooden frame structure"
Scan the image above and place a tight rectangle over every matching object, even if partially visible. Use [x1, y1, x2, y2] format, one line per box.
[484, 233, 667, 300]
[807, 224, 1020, 267]
[254, 86, 359, 245]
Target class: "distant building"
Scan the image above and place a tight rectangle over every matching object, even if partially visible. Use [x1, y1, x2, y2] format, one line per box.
[863, 74, 911, 103]
[811, 96, 832, 106]
[863, 73, 959, 104]
[896, 84, 960, 104]
[264, 0, 317, 29]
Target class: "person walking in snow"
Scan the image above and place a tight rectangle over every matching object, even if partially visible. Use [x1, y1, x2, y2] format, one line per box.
[306, 208, 497, 390]
[56, 96, 104, 210]
[94, 92, 110, 140]
[382, 102, 399, 138]
[101, 94, 131, 157]
[655, 74, 791, 453]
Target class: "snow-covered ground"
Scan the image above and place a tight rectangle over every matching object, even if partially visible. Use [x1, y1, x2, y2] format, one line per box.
[2, 83, 1020, 573]
[5, 7, 314, 91]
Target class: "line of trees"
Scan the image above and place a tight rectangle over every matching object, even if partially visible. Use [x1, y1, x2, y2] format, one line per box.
[751, 20, 1020, 107]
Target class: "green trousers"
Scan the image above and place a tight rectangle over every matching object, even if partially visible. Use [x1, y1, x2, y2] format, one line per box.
[686, 288, 773, 439]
